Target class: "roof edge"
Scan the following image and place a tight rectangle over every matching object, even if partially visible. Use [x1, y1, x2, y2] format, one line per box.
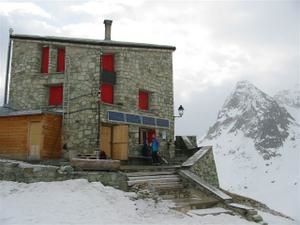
[10, 34, 176, 51]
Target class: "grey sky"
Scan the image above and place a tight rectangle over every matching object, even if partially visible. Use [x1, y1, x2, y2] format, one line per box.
[0, 0, 299, 138]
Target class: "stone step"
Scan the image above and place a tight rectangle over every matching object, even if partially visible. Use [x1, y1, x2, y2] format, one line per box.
[160, 192, 191, 200]
[121, 165, 180, 173]
[126, 171, 176, 177]
[128, 174, 180, 181]
[172, 198, 220, 211]
[127, 177, 181, 186]
[153, 182, 184, 190]
[187, 207, 233, 217]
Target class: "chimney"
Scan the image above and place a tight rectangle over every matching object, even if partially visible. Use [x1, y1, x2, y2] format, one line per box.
[104, 19, 112, 40]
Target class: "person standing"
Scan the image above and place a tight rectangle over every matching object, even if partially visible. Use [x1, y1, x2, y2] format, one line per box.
[150, 134, 160, 164]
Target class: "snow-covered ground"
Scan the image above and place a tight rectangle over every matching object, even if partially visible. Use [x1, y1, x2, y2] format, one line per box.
[0, 179, 296, 225]
[201, 129, 300, 222]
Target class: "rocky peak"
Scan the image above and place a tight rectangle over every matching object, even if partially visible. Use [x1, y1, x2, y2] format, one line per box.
[205, 81, 295, 159]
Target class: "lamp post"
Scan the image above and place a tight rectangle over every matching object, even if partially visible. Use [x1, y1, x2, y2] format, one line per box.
[174, 105, 184, 118]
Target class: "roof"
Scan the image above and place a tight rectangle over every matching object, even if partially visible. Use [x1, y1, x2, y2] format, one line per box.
[0, 106, 63, 117]
[10, 34, 176, 51]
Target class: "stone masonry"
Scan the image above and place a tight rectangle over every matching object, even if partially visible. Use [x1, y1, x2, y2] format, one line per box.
[8, 34, 175, 159]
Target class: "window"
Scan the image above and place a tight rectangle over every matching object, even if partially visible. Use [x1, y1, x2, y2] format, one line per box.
[101, 54, 114, 72]
[139, 91, 149, 110]
[41, 46, 49, 73]
[49, 85, 63, 106]
[57, 48, 65, 72]
[101, 83, 114, 104]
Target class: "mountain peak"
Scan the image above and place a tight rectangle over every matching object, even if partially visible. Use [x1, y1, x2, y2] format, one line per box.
[204, 81, 295, 159]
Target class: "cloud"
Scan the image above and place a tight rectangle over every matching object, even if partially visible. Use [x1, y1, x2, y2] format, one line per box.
[0, 0, 298, 135]
[0, 2, 51, 18]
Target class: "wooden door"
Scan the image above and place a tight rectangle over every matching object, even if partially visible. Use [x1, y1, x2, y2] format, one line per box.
[112, 125, 128, 160]
[29, 121, 42, 160]
[100, 125, 112, 158]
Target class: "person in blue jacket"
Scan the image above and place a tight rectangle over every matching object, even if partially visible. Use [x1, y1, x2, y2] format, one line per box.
[150, 134, 160, 164]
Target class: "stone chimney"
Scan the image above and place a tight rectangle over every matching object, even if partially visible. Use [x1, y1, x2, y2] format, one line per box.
[104, 19, 112, 40]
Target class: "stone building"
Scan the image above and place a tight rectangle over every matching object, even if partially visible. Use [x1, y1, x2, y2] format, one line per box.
[4, 20, 176, 161]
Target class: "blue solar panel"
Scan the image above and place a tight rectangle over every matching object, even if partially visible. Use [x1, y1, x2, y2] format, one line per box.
[156, 119, 169, 128]
[142, 116, 156, 125]
[126, 114, 141, 124]
[108, 111, 125, 122]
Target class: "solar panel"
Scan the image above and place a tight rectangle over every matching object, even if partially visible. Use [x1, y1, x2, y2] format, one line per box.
[108, 111, 125, 122]
[108, 110, 169, 128]
[142, 116, 156, 126]
[126, 114, 141, 124]
[156, 119, 169, 128]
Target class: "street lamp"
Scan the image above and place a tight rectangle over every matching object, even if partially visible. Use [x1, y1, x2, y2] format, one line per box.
[174, 105, 184, 118]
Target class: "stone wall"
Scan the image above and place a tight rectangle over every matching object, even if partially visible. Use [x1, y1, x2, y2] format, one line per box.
[99, 48, 174, 158]
[182, 146, 219, 187]
[63, 46, 100, 154]
[0, 159, 128, 190]
[9, 38, 175, 158]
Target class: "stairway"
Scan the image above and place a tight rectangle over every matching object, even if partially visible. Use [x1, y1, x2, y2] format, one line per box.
[126, 169, 220, 212]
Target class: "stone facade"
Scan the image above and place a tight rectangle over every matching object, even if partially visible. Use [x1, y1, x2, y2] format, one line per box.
[8, 35, 175, 159]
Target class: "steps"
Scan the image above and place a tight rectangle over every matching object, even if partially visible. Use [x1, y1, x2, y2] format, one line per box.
[126, 169, 221, 212]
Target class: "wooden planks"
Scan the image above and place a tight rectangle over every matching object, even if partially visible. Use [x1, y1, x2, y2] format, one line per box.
[0, 115, 42, 159]
[100, 125, 112, 158]
[112, 125, 128, 160]
[0, 113, 62, 160]
[41, 114, 62, 159]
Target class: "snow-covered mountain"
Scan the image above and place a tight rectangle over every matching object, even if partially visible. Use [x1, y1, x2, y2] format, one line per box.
[200, 81, 300, 221]
[274, 85, 300, 122]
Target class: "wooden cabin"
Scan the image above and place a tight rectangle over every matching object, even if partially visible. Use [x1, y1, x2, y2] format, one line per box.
[0, 110, 62, 160]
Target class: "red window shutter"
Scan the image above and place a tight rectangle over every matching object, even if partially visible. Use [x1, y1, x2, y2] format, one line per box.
[101, 83, 114, 104]
[41, 47, 49, 73]
[49, 86, 63, 106]
[139, 91, 149, 110]
[57, 48, 65, 72]
[101, 54, 114, 72]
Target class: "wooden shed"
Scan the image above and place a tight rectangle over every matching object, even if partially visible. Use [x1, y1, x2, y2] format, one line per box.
[0, 110, 62, 160]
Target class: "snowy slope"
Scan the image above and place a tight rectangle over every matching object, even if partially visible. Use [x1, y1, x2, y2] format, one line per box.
[200, 81, 300, 221]
[0, 179, 297, 225]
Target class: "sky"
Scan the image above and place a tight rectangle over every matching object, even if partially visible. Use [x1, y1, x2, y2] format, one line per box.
[0, 0, 299, 138]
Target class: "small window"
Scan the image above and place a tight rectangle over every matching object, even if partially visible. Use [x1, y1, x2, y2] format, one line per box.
[139, 91, 149, 110]
[101, 54, 114, 72]
[57, 48, 65, 72]
[49, 85, 63, 106]
[101, 83, 114, 104]
[41, 46, 49, 74]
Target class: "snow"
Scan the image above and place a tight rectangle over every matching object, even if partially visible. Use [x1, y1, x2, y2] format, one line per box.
[200, 129, 300, 222]
[0, 179, 294, 225]
[200, 83, 300, 222]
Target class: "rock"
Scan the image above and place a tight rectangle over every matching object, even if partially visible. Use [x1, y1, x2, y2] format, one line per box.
[252, 214, 263, 222]
[59, 165, 74, 174]
[246, 209, 258, 216]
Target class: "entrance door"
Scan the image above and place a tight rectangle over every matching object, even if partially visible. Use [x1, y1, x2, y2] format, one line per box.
[100, 125, 112, 158]
[147, 129, 156, 144]
[112, 125, 128, 160]
[29, 121, 42, 160]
